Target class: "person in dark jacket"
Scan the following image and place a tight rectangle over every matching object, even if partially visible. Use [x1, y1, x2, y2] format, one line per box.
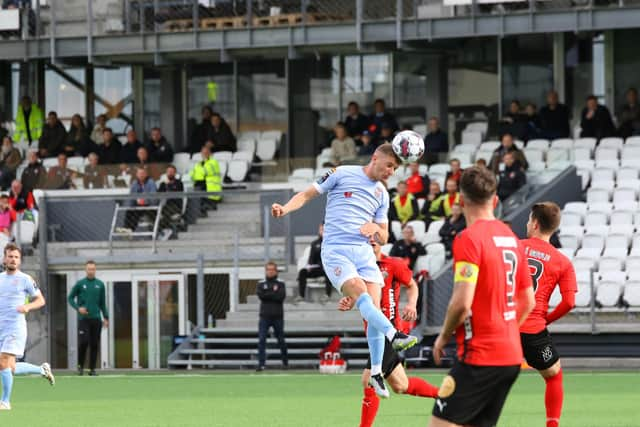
[389, 225, 426, 271]
[147, 127, 174, 163]
[344, 101, 369, 141]
[190, 106, 213, 154]
[98, 128, 121, 165]
[20, 150, 46, 193]
[524, 102, 542, 141]
[256, 261, 288, 371]
[369, 98, 398, 137]
[499, 100, 528, 141]
[580, 95, 615, 140]
[497, 152, 527, 201]
[423, 117, 448, 165]
[120, 129, 142, 164]
[357, 130, 377, 158]
[295, 223, 331, 303]
[618, 88, 640, 138]
[158, 164, 184, 238]
[64, 114, 92, 157]
[539, 90, 570, 139]
[207, 113, 236, 153]
[38, 111, 66, 158]
[490, 133, 528, 173]
[438, 203, 466, 255]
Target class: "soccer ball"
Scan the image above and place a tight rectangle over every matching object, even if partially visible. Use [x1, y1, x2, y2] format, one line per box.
[391, 130, 425, 164]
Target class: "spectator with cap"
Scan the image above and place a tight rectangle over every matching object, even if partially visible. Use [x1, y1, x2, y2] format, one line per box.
[20, 150, 46, 193]
[90, 114, 107, 145]
[618, 87, 640, 138]
[423, 117, 448, 165]
[439, 203, 466, 256]
[38, 111, 66, 158]
[539, 90, 570, 139]
[98, 128, 121, 165]
[83, 153, 107, 189]
[120, 129, 142, 164]
[158, 164, 184, 240]
[344, 101, 370, 141]
[330, 122, 357, 166]
[147, 127, 174, 163]
[405, 162, 429, 198]
[9, 179, 35, 214]
[580, 95, 615, 140]
[357, 130, 376, 157]
[190, 106, 213, 154]
[369, 98, 398, 137]
[497, 151, 527, 202]
[207, 112, 236, 153]
[489, 133, 528, 173]
[389, 181, 420, 227]
[390, 225, 426, 271]
[46, 153, 76, 189]
[13, 95, 43, 145]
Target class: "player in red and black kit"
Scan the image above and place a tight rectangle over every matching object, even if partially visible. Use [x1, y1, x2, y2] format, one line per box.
[339, 240, 439, 427]
[521, 202, 577, 427]
[430, 166, 535, 427]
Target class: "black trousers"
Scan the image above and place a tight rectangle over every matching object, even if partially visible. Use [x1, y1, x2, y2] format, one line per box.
[257, 317, 288, 367]
[78, 318, 102, 370]
[298, 267, 332, 298]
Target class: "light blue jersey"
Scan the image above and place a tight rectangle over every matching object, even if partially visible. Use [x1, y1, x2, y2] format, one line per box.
[0, 271, 40, 357]
[313, 166, 389, 247]
[313, 166, 389, 290]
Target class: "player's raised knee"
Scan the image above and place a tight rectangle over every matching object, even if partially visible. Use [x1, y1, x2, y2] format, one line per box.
[340, 277, 367, 297]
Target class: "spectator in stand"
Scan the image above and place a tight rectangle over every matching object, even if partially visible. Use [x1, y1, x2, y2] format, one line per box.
[524, 102, 542, 141]
[13, 95, 43, 145]
[330, 122, 357, 166]
[500, 100, 527, 141]
[423, 117, 448, 165]
[120, 129, 142, 164]
[445, 158, 463, 185]
[497, 151, 527, 201]
[190, 106, 213, 154]
[357, 130, 376, 157]
[83, 152, 107, 189]
[618, 88, 640, 138]
[295, 223, 332, 304]
[66, 114, 96, 157]
[405, 162, 429, 198]
[256, 261, 288, 371]
[38, 111, 66, 158]
[189, 145, 222, 212]
[580, 95, 615, 140]
[475, 158, 488, 169]
[133, 146, 162, 181]
[377, 122, 396, 145]
[98, 128, 121, 165]
[490, 133, 528, 173]
[157, 164, 184, 240]
[0, 136, 22, 175]
[390, 225, 426, 271]
[438, 203, 466, 256]
[90, 114, 107, 145]
[46, 153, 76, 189]
[539, 90, 570, 139]
[389, 181, 420, 227]
[20, 150, 46, 193]
[433, 178, 460, 219]
[344, 101, 369, 142]
[0, 195, 16, 237]
[126, 167, 157, 231]
[207, 113, 236, 153]
[9, 180, 35, 214]
[147, 127, 174, 163]
[421, 181, 444, 228]
[369, 98, 398, 137]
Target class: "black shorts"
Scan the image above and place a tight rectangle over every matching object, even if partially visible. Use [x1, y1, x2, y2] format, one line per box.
[432, 362, 520, 427]
[365, 340, 402, 378]
[521, 328, 560, 371]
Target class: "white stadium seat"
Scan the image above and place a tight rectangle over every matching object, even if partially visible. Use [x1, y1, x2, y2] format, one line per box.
[592, 168, 615, 182]
[584, 211, 608, 228]
[233, 151, 254, 162]
[626, 268, 640, 281]
[549, 287, 562, 307]
[610, 210, 633, 225]
[173, 153, 191, 175]
[406, 220, 426, 241]
[550, 138, 574, 150]
[598, 270, 627, 286]
[256, 138, 278, 161]
[479, 141, 500, 151]
[597, 283, 622, 307]
[522, 148, 543, 163]
[582, 234, 605, 250]
[625, 136, 640, 147]
[573, 148, 592, 162]
[613, 188, 637, 206]
[527, 139, 550, 151]
[237, 138, 256, 154]
[575, 284, 593, 307]
[599, 137, 624, 152]
[623, 283, 640, 306]
[575, 247, 602, 261]
[595, 148, 618, 162]
[617, 168, 639, 181]
[574, 159, 595, 170]
[595, 159, 620, 169]
[212, 151, 233, 162]
[429, 163, 450, 175]
[572, 257, 596, 272]
[391, 221, 402, 241]
[560, 212, 583, 227]
[461, 131, 483, 147]
[227, 160, 249, 182]
[587, 188, 610, 204]
[528, 161, 546, 172]
[546, 148, 570, 163]
[563, 202, 587, 217]
[289, 168, 314, 182]
[590, 179, 615, 192]
[598, 257, 623, 272]
[559, 247, 575, 258]
[574, 138, 597, 152]
[588, 202, 612, 214]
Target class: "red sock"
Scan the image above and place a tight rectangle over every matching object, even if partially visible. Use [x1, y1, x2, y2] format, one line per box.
[406, 376, 439, 398]
[544, 369, 563, 427]
[360, 387, 380, 427]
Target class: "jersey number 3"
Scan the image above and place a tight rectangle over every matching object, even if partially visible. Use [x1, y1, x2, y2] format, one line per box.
[502, 250, 517, 307]
[527, 258, 544, 292]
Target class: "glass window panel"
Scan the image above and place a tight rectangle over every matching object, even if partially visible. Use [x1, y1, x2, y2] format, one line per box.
[309, 56, 341, 129]
[94, 67, 133, 134]
[143, 69, 161, 133]
[238, 60, 286, 132]
[565, 33, 606, 123]
[614, 29, 640, 110]
[394, 52, 429, 124]
[45, 67, 86, 127]
[187, 63, 235, 132]
[343, 54, 390, 114]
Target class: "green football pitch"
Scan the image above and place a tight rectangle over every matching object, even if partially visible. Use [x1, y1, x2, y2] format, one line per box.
[2, 370, 638, 426]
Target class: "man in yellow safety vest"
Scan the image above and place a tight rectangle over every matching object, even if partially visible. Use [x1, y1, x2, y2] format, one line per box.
[190, 145, 222, 212]
[13, 96, 44, 144]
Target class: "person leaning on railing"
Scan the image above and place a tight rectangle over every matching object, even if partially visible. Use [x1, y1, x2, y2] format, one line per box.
[189, 145, 221, 213]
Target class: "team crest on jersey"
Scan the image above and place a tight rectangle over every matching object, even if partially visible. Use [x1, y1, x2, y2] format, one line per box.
[334, 266, 342, 277]
[316, 168, 336, 184]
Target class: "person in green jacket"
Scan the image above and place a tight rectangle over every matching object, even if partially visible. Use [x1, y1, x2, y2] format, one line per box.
[190, 145, 222, 212]
[67, 260, 109, 376]
[13, 96, 44, 144]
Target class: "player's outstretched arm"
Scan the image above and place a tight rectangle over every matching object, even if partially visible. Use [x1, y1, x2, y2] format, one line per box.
[271, 186, 320, 218]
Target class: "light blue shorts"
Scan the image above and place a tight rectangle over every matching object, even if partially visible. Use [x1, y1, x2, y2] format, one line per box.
[322, 244, 384, 293]
[0, 329, 26, 358]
